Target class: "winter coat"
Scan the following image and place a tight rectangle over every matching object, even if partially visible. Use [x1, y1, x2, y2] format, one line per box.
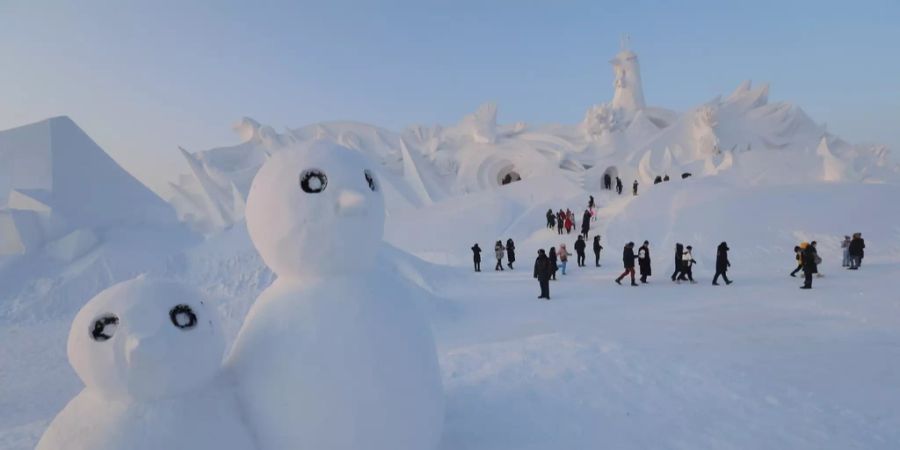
[682, 250, 695, 268]
[581, 211, 591, 231]
[638, 245, 651, 275]
[558, 247, 570, 262]
[549, 248, 558, 270]
[534, 254, 553, 280]
[802, 246, 818, 273]
[574, 239, 586, 254]
[622, 246, 636, 268]
[715, 243, 730, 272]
[495, 244, 505, 260]
[506, 240, 516, 262]
[674, 244, 684, 270]
[593, 238, 602, 254]
[471, 245, 481, 262]
[849, 238, 865, 257]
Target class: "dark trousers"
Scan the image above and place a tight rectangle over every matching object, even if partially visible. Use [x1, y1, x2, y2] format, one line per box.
[639, 269, 649, 283]
[790, 263, 802, 276]
[495, 259, 503, 271]
[577, 253, 585, 266]
[594, 251, 600, 266]
[803, 270, 813, 288]
[671, 265, 682, 280]
[557, 224, 563, 234]
[474, 260, 480, 272]
[538, 277, 550, 298]
[617, 267, 636, 283]
[713, 270, 730, 284]
[682, 266, 694, 282]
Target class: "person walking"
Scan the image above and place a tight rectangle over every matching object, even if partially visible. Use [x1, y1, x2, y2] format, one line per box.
[712, 242, 733, 285]
[471, 243, 482, 272]
[663, 174, 670, 182]
[616, 177, 623, 195]
[680, 245, 697, 283]
[604, 173, 612, 190]
[588, 195, 595, 210]
[638, 240, 652, 283]
[534, 249, 552, 300]
[841, 235, 851, 268]
[810, 241, 823, 278]
[549, 247, 558, 280]
[581, 209, 591, 239]
[574, 235, 587, 267]
[558, 244, 571, 275]
[546, 209, 555, 229]
[557, 210, 565, 235]
[494, 240, 505, 271]
[632, 179, 639, 196]
[593, 235, 603, 267]
[506, 238, 516, 270]
[654, 175, 662, 184]
[848, 232, 865, 269]
[671, 243, 684, 281]
[565, 209, 575, 234]
[615, 242, 639, 286]
[789, 245, 803, 277]
[800, 241, 817, 289]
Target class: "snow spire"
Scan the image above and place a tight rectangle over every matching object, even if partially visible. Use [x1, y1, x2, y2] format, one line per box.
[610, 36, 646, 113]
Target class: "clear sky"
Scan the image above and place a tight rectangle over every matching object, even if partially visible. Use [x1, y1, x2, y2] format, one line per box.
[2, 0, 898, 196]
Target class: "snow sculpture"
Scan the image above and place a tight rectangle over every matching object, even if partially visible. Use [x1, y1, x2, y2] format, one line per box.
[692, 105, 720, 157]
[35, 276, 255, 450]
[816, 136, 855, 182]
[610, 36, 646, 114]
[456, 102, 498, 144]
[228, 141, 444, 450]
[581, 103, 619, 139]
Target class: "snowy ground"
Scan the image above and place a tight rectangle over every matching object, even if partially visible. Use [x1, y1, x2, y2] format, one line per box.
[3, 180, 899, 449]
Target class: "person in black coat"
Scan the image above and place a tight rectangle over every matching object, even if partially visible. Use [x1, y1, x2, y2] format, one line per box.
[654, 175, 662, 184]
[557, 210, 565, 235]
[574, 235, 587, 267]
[581, 209, 591, 239]
[588, 195, 595, 210]
[632, 180, 639, 196]
[615, 242, 639, 286]
[663, 174, 670, 182]
[615, 177, 623, 195]
[848, 232, 865, 269]
[593, 235, 603, 267]
[637, 240, 652, 283]
[471, 243, 482, 272]
[712, 242, 732, 285]
[671, 243, 684, 281]
[548, 246, 558, 280]
[506, 238, 516, 270]
[681, 245, 697, 283]
[800, 242, 818, 289]
[534, 249, 553, 299]
[604, 173, 612, 190]
[546, 209, 555, 229]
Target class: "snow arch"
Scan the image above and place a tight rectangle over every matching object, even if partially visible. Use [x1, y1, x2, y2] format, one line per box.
[497, 166, 522, 186]
[602, 166, 619, 189]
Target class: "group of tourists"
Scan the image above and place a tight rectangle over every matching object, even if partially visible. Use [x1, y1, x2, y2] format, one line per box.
[602, 174, 639, 196]
[471, 239, 517, 272]
[790, 233, 865, 289]
[612, 241, 732, 287]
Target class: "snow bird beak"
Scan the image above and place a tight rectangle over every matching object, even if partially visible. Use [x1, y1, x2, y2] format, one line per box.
[125, 335, 165, 368]
[336, 190, 367, 216]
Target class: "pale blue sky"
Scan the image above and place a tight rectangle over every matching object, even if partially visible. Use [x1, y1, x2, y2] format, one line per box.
[2, 0, 898, 195]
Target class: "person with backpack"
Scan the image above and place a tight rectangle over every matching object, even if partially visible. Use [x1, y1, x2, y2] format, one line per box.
[789, 246, 803, 277]
[593, 235, 603, 267]
[548, 246, 559, 280]
[848, 233, 865, 269]
[506, 238, 516, 270]
[712, 242, 733, 285]
[558, 244, 571, 275]
[800, 241, 817, 289]
[574, 235, 587, 267]
[471, 243, 482, 272]
[671, 243, 684, 282]
[615, 242, 639, 286]
[534, 249, 553, 300]
[680, 245, 697, 283]
[494, 240, 505, 271]
[637, 241, 652, 283]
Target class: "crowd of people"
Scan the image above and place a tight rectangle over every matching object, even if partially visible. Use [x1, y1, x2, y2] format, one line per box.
[474, 196, 868, 300]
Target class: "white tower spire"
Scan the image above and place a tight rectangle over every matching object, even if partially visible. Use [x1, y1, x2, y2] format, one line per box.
[610, 36, 646, 113]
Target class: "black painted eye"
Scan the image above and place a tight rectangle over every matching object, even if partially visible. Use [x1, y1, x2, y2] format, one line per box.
[170, 305, 198, 330]
[300, 169, 327, 193]
[364, 170, 377, 192]
[91, 314, 119, 342]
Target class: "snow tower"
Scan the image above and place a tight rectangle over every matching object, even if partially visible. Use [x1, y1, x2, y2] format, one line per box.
[610, 35, 646, 114]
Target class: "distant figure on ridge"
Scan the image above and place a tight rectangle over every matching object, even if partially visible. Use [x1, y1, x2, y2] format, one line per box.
[534, 249, 552, 300]
[593, 235, 603, 267]
[638, 240, 652, 283]
[615, 242, 639, 286]
[471, 243, 482, 272]
[663, 174, 670, 182]
[654, 175, 662, 184]
[494, 240, 505, 271]
[506, 238, 516, 270]
[712, 242, 732, 285]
